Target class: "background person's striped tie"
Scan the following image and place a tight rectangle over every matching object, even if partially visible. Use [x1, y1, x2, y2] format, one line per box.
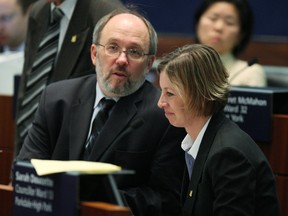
[17, 8, 64, 140]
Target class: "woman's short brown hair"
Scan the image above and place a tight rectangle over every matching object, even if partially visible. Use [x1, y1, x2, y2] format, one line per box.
[157, 44, 230, 116]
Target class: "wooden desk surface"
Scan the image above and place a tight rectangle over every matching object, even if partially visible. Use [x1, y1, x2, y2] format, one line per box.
[0, 184, 13, 216]
[0, 184, 131, 216]
[81, 202, 131, 216]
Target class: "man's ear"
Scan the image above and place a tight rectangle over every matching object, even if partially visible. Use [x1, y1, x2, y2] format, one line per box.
[91, 44, 97, 65]
[146, 55, 156, 75]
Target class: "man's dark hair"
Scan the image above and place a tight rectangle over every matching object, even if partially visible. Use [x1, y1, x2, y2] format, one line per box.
[17, 0, 38, 14]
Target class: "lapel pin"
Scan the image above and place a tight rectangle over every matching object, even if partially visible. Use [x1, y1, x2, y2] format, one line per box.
[71, 35, 77, 43]
[189, 190, 193, 197]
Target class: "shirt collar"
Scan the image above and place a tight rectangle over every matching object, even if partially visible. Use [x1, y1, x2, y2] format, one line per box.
[50, 0, 77, 20]
[181, 116, 212, 159]
[220, 52, 236, 70]
[94, 83, 119, 109]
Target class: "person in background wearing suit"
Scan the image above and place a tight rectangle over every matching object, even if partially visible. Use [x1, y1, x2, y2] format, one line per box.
[0, 0, 36, 55]
[194, 0, 266, 87]
[157, 44, 280, 216]
[14, 0, 123, 158]
[16, 8, 186, 216]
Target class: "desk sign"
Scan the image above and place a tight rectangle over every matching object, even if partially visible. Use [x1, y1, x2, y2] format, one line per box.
[12, 161, 132, 216]
[13, 161, 79, 216]
[223, 87, 288, 142]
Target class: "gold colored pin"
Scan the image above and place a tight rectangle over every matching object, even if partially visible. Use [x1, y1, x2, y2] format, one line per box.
[71, 35, 77, 43]
[189, 190, 193, 197]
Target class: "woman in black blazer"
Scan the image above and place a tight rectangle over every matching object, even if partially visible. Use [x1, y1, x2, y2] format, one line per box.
[157, 44, 280, 216]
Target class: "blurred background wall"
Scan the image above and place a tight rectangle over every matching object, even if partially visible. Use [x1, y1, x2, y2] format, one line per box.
[122, 0, 288, 87]
[122, 0, 288, 40]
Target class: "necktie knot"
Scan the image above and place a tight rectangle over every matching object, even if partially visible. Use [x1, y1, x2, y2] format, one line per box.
[51, 7, 64, 24]
[99, 98, 116, 112]
[82, 98, 115, 159]
[93, 98, 115, 133]
[97, 98, 115, 122]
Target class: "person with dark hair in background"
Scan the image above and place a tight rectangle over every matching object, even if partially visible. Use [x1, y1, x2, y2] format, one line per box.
[14, 0, 123, 158]
[16, 7, 186, 216]
[194, 0, 266, 87]
[157, 44, 280, 216]
[0, 0, 37, 55]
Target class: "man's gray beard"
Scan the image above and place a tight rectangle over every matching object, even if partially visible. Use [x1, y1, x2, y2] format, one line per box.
[100, 74, 146, 97]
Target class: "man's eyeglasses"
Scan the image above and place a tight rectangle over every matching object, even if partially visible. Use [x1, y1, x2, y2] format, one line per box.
[96, 43, 153, 61]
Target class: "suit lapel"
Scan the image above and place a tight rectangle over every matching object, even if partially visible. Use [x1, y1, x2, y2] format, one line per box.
[88, 98, 137, 161]
[88, 86, 144, 161]
[69, 78, 145, 161]
[183, 112, 226, 213]
[69, 77, 96, 159]
[52, 0, 91, 81]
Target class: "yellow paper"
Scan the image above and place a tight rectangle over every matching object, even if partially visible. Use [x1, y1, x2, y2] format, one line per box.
[31, 159, 121, 176]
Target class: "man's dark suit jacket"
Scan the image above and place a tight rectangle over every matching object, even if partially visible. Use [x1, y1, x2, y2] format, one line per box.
[17, 75, 186, 216]
[15, 0, 123, 155]
[182, 112, 280, 216]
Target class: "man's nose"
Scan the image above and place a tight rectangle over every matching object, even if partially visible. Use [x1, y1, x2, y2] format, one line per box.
[116, 51, 129, 65]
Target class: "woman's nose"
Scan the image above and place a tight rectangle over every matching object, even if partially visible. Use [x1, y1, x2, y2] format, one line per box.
[157, 96, 166, 109]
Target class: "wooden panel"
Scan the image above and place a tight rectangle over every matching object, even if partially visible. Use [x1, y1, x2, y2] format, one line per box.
[157, 35, 288, 67]
[0, 95, 15, 184]
[277, 176, 288, 216]
[257, 115, 288, 175]
[257, 115, 288, 216]
[0, 95, 15, 149]
[239, 42, 288, 67]
[0, 184, 13, 216]
[157, 35, 193, 57]
[269, 115, 288, 175]
[81, 202, 132, 216]
[0, 149, 13, 184]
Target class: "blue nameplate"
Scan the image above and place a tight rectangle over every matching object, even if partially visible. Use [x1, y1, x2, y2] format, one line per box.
[13, 161, 79, 216]
[224, 87, 288, 142]
[12, 161, 133, 216]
